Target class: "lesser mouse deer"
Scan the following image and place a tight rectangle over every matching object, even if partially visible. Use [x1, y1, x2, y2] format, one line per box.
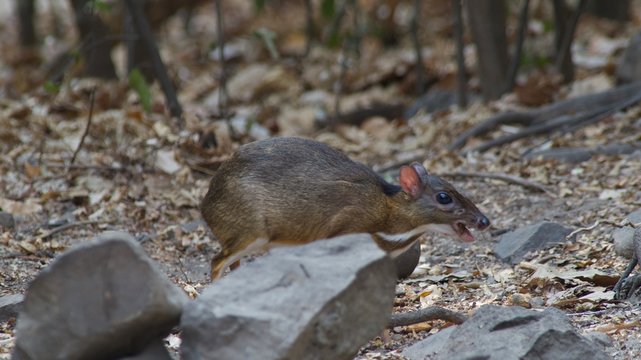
[201, 137, 490, 279]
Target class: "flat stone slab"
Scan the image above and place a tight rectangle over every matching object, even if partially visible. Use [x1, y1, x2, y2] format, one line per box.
[13, 231, 188, 360]
[181, 233, 396, 360]
[402, 305, 610, 360]
[0, 294, 23, 322]
[494, 221, 573, 264]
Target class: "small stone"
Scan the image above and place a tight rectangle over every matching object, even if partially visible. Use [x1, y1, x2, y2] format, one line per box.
[617, 31, 641, 83]
[509, 293, 531, 308]
[0, 211, 15, 229]
[494, 221, 573, 264]
[0, 294, 23, 321]
[613, 227, 636, 259]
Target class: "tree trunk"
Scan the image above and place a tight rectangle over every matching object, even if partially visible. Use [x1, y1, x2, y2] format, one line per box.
[465, 0, 508, 100]
[17, 0, 36, 46]
[586, 0, 629, 21]
[70, 0, 117, 79]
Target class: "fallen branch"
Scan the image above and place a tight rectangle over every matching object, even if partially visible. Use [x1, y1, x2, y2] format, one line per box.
[388, 306, 467, 328]
[442, 171, 552, 194]
[469, 87, 641, 154]
[448, 82, 641, 151]
[37, 220, 107, 241]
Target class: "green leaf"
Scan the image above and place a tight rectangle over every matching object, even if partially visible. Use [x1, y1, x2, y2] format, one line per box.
[321, 0, 336, 19]
[253, 0, 267, 12]
[43, 80, 60, 94]
[128, 69, 152, 112]
[86, 0, 112, 12]
[253, 28, 280, 60]
[325, 31, 342, 48]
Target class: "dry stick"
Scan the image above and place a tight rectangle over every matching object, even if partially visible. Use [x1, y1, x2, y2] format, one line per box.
[70, 88, 96, 166]
[555, 0, 586, 82]
[37, 220, 105, 241]
[452, 0, 467, 108]
[565, 219, 641, 241]
[505, 0, 530, 93]
[449, 82, 641, 150]
[124, 0, 182, 119]
[388, 306, 468, 328]
[411, 0, 425, 95]
[441, 171, 551, 194]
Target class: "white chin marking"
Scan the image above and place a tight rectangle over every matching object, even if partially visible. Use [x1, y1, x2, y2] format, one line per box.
[378, 224, 458, 258]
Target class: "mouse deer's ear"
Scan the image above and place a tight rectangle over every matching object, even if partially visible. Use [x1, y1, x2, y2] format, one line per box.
[400, 164, 424, 198]
[410, 162, 429, 185]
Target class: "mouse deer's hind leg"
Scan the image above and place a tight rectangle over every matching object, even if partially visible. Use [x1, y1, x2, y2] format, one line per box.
[210, 237, 269, 280]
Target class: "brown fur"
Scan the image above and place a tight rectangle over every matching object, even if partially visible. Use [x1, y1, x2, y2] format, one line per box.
[201, 137, 489, 279]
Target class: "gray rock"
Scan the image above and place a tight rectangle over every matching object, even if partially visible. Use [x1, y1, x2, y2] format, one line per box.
[118, 339, 173, 360]
[626, 208, 641, 224]
[0, 211, 15, 229]
[613, 226, 636, 259]
[0, 294, 23, 321]
[402, 305, 609, 360]
[13, 231, 188, 360]
[612, 208, 641, 259]
[394, 241, 421, 279]
[617, 32, 641, 83]
[494, 221, 573, 264]
[180, 234, 396, 360]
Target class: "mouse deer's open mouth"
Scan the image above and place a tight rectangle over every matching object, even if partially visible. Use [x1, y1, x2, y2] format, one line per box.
[453, 221, 475, 242]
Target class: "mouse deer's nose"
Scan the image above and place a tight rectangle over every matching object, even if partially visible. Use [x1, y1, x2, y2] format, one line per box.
[477, 215, 490, 230]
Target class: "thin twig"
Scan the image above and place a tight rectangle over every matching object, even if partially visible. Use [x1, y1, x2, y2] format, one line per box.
[45, 163, 131, 172]
[37, 220, 108, 241]
[388, 306, 467, 328]
[70, 87, 96, 166]
[441, 171, 552, 194]
[452, 0, 467, 108]
[565, 219, 641, 241]
[411, 0, 425, 95]
[505, 0, 530, 93]
[188, 163, 218, 177]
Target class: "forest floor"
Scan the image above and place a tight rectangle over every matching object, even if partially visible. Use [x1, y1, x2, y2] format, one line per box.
[1, 1, 641, 359]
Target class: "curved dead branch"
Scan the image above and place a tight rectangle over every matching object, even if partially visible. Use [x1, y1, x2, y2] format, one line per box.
[448, 82, 641, 151]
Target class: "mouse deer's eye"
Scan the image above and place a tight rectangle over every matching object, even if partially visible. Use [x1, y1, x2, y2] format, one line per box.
[436, 192, 452, 205]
